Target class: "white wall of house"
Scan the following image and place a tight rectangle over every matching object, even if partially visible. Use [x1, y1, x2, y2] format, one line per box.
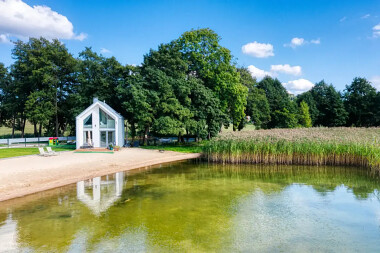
[76, 99, 124, 149]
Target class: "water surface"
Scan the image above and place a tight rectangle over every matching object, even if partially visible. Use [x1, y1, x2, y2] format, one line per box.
[1, 162, 380, 252]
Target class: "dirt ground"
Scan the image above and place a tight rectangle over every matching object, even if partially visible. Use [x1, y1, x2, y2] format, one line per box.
[0, 148, 201, 202]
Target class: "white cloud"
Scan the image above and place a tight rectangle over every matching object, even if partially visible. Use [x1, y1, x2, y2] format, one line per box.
[282, 79, 314, 95]
[370, 76, 380, 90]
[242, 41, 274, 58]
[247, 65, 273, 79]
[270, 64, 302, 76]
[340, 16, 347, 22]
[0, 0, 86, 41]
[100, 48, 111, 54]
[284, 37, 320, 48]
[373, 24, 380, 38]
[310, 38, 320, 44]
[290, 37, 304, 47]
[361, 14, 370, 19]
[0, 33, 10, 43]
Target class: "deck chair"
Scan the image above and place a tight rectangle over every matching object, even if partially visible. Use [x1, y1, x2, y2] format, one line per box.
[38, 147, 49, 157]
[46, 147, 58, 156]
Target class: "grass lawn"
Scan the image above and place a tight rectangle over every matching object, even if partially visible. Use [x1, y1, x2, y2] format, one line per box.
[142, 144, 203, 153]
[0, 145, 76, 159]
[0, 121, 39, 138]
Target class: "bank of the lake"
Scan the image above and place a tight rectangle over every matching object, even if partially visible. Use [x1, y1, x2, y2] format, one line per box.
[0, 148, 200, 202]
[202, 127, 380, 171]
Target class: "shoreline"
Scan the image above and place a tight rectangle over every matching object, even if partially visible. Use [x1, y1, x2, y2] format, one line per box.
[0, 148, 201, 202]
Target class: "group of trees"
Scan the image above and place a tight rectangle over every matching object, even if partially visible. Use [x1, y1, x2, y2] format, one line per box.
[0, 28, 379, 141]
[243, 74, 380, 129]
[297, 78, 380, 127]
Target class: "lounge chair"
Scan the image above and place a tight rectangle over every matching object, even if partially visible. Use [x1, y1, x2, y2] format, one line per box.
[38, 147, 49, 157]
[46, 147, 58, 156]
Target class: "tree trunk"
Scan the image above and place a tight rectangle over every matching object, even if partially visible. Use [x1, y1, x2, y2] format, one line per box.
[178, 131, 182, 143]
[33, 123, 37, 137]
[55, 91, 59, 137]
[62, 123, 67, 137]
[39, 123, 42, 137]
[143, 126, 149, 146]
[11, 115, 15, 138]
[21, 117, 26, 138]
[131, 123, 135, 142]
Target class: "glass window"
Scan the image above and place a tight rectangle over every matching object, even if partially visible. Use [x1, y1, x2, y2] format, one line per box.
[100, 131, 107, 147]
[108, 131, 115, 145]
[83, 114, 92, 128]
[99, 109, 115, 129]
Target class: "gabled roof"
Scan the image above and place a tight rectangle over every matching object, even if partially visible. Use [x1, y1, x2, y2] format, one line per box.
[76, 100, 123, 120]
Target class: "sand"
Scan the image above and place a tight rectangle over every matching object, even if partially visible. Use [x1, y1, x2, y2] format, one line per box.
[0, 148, 201, 202]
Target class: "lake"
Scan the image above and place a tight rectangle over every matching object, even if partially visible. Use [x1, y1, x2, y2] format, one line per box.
[1, 161, 380, 252]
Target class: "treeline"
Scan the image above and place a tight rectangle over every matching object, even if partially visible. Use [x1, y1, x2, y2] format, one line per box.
[243, 74, 380, 129]
[0, 28, 379, 141]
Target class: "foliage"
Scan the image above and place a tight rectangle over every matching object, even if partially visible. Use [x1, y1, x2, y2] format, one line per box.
[344, 77, 377, 127]
[309, 80, 347, 127]
[272, 108, 299, 128]
[177, 29, 248, 130]
[298, 101, 312, 127]
[258, 76, 298, 128]
[296, 91, 318, 125]
[9, 38, 77, 137]
[238, 68, 270, 129]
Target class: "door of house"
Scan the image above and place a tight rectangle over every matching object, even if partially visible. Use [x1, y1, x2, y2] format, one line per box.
[83, 130, 93, 147]
[100, 131, 115, 148]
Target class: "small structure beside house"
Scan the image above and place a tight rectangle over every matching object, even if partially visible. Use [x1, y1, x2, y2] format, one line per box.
[76, 98, 124, 149]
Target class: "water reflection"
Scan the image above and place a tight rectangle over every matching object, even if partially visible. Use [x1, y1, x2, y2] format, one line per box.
[76, 172, 124, 216]
[0, 214, 17, 252]
[0, 162, 380, 252]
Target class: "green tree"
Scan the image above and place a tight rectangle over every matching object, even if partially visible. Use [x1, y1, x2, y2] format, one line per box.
[310, 80, 347, 127]
[273, 108, 298, 128]
[374, 92, 380, 126]
[299, 101, 312, 128]
[11, 38, 77, 137]
[177, 28, 247, 131]
[258, 76, 297, 128]
[0, 63, 11, 127]
[238, 68, 270, 129]
[135, 39, 228, 142]
[343, 77, 377, 127]
[25, 91, 54, 136]
[296, 91, 318, 125]
[118, 70, 154, 143]
[77, 48, 126, 109]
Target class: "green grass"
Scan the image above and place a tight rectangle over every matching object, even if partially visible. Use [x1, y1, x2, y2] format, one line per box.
[0, 121, 40, 138]
[142, 144, 203, 153]
[0, 120, 71, 138]
[0, 144, 76, 159]
[222, 123, 256, 132]
[202, 128, 380, 171]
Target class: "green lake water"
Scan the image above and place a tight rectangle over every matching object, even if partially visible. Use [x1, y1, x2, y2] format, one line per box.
[1, 161, 380, 252]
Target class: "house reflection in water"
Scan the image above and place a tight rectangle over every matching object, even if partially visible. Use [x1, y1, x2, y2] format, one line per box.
[0, 214, 18, 251]
[76, 172, 125, 216]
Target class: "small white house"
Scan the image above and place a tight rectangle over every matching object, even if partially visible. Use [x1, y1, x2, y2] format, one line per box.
[76, 98, 124, 149]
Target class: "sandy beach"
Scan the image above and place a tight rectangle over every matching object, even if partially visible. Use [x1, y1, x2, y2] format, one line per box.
[0, 148, 201, 202]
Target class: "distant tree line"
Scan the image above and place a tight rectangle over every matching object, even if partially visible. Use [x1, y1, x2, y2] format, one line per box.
[0, 28, 379, 141]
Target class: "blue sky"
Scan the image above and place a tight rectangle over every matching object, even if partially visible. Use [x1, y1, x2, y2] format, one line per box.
[0, 0, 379, 94]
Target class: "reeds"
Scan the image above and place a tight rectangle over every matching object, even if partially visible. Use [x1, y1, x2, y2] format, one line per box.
[203, 127, 380, 171]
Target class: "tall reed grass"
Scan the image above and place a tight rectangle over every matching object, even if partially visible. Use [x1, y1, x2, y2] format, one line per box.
[203, 128, 380, 171]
